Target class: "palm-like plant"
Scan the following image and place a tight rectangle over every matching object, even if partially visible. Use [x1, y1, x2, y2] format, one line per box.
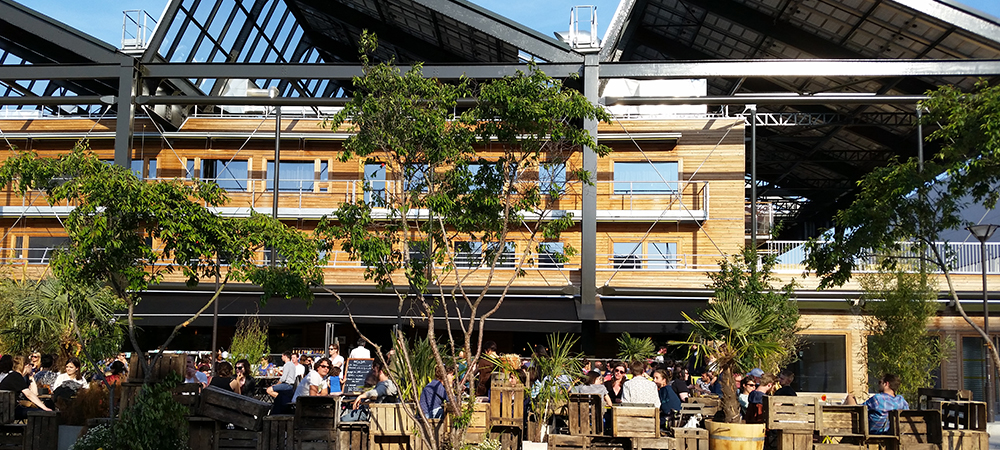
[528, 333, 582, 430]
[617, 332, 657, 364]
[675, 294, 784, 423]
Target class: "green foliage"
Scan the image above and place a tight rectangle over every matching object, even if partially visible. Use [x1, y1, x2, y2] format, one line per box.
[805, 80, 1000, 287]
[616, 332, 656, 364]
[227, 316, 270, 372]
[0, 144, 324, 305]
[861, 271, 951, 404]
[708, 247, 801, 371]
[674, 294, 785, 423]
[0, 277, 125, 364]
[528, 333, 581, 425]
[389, 334, 442, 402]
[72, 375, 189, 450]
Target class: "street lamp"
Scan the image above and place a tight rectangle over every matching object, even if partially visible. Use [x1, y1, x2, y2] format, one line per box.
[968, 223, 999, 421]
[247, 87, 280, 267]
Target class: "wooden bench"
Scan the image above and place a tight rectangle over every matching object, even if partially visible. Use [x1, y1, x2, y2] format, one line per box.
[818, 405, 867, 438]
[939, 402, 986, 432]
[568, 393, 603, 436]
[611, 405, 659, 438]
[198, 386, 271, 431]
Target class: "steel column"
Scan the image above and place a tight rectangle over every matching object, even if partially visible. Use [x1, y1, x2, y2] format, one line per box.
[579, 55, 605, 354]
[114, 57, 137, 168]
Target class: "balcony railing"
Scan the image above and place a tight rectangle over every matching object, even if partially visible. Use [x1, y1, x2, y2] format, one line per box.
[765, 240, 1000, 275]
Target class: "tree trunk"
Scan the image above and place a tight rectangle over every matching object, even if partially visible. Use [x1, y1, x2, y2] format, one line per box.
[719, 365, 740, 423]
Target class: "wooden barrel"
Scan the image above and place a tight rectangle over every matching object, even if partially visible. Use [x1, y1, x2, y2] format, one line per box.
[706, 421, 766, 450]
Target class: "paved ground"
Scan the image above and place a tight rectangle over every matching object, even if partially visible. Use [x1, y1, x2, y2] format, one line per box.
[987, 422, 1000, 449]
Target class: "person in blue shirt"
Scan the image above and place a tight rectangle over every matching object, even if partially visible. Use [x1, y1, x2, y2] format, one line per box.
[846, 373, 909, 435]
[653, 368, 681, 431]
[420, 366, 454, 419]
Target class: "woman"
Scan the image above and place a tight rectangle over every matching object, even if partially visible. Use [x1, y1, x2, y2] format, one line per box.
[738, 376, 757, 415]
[603, 362, 627, 405]
[671, 367, 691, 402]
[52, 358, 89, 393]
[234, 359, 256, 397]
[104, 360, 127, 385]
[210, 361, 243, 394]
[573, 370, 613, 407]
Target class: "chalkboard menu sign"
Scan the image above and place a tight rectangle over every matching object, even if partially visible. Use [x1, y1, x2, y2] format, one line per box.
[342, 358, 374, 393]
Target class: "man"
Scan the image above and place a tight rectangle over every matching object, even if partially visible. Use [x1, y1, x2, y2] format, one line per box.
[847, 374, 909, 435]
[349, 338, 372, 359]
[622, 360, 660, 408]
[420, 365, 454, 419]
[292, 358, 332, 404]
[344, 361, 399, 422]
[475, 341, 498, 397]
[266, 351, 298, 398]
[745, 373, 775, 424]
[653, 368, 681, 431]
[774, 369, 797, 396]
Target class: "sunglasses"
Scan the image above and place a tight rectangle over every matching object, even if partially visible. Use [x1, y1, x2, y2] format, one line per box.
[236, 366, 245, 370]
[615, 369, 626, 374]
[318, 364, 330, 369]
[30, 355, 39, 359]
[745, 383, 757, 387]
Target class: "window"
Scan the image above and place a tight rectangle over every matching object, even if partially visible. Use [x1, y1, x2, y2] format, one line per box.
[962, 336, 989, 402]
[538, 242, 565, 268]
[408, 240, 430, 265]
[454, 241, 482, 268]
[267, 161, 327, 192]
[539, 162, 566, 196]
[263, 248, 286, 265]
[613, 161, 679, 194]
[186, 160, 196, 179]
[785, 335, 847, 393]
[612, 242, 641, 270]
[364, 163, 386, 205]
[25, 236, 70, 264]
[131, 159, 156, 179]
[201, 159, 248, 191]
[485, 242, 516, 268]
[404, 164, 429, 193]
[647, 242, 677, 269]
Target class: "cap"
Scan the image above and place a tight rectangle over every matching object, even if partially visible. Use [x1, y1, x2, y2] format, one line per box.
[748, 368, 764, 378]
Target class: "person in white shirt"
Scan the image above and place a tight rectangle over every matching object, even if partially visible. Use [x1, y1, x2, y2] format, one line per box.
[328, 342, 345, 370]
[292, 358, 332, 404]
[348, 338, 372, 359]
[266, 351, 299, 398]
[622, 360, 660, 408]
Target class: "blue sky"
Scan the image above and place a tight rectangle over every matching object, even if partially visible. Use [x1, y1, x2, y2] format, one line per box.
[18, 0, 1000, 50]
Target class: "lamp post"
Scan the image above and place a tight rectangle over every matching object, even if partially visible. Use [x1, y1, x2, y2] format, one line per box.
[968, 223, 999, 421]
[247, 87, 280, 267]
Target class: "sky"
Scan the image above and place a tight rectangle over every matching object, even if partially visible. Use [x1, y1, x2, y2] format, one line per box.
[17, 0, 1000, 49]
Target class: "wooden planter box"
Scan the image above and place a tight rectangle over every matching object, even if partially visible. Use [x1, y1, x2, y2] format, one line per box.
[23, 411, 57, 450]
[568, 394, 604, 436]
[370, 403, 418, 437]
[819, 405, 867, 438]
[611, 405, 659, 438]
[941, 430, 987, 450]
[767, 396, 820, 433]
[671, 427, 708, 450]
[0, 392, 15, 425]
[940, 402, 986, 432]
[199, 386, 271, 431]
[491, 380, 525, 428]
[262, 415, 295, 450]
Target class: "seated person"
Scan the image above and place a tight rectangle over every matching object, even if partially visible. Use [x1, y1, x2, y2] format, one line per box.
[653, 369, 681, 430]
[209, 362, 241, 393]
[846, 373, 909, 435]
[774, 370, 796, 396]
[572, 370, 613, 407]
[420, 366, 454, 419]
[343, 361, 399, 422]
[266, 352, 298, 398]
[622, 360, 659, 408]
[292, 358, 332, 404]
[744, 373, 775, 424]
[0, 355, 50, 419]
[328, 367, 342, 394]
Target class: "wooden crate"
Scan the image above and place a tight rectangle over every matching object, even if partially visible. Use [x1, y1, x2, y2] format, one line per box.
[689, 398, 719, 417]
[819, 406, 867, 437]
[814, 444, 865, 450]
[634, 437, 676, 450]
[675, 403, 712, 429]
[939, 403, 986, 432]
[215, 427, 261, 450]
[589, 436, 631, 450]
[294, 396, 340, 450]
[671, 427, 708, 450]
[199, 386, 271, 431]
[262, 415, 295, 450]
[548, 435, 588, 450]
[173, 382, 202, 415]
[864, 435, 899, 450]
[370, 403, 418, 437]
[490, 425, 522, 450]
[468, 402, 491, 435]
[411, 419, 448, 450]
[611, 405, 659, 438]
[0, 424, 25, 450]
[777, 431, 815, 450]
[941, 430, 987, 450]
[0, 392, 15, 425]
[129, 353, 186, 383]
[491, 380, 526, 427]
[767, 396, 821, 432]
[891, 410, 941, 450]
[23, 411, 57, 450]
[189, 417, 216, 450]
[116, 382, 144, 417]
[569, 394, 604, 436]
[916, 390, 972, 412]
[339, 423, 370, 450]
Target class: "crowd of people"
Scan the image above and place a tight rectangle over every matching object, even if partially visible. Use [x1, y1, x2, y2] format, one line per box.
[0, 351, 129, 419]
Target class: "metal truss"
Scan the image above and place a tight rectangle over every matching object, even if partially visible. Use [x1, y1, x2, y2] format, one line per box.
[738, 111, 916, 127]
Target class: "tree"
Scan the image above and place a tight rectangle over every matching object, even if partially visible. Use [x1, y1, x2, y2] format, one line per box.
[316, 31, 610, 447]
[708, 246, 801, 371]
[804, 80, 1000, 384]
[859, 270, 951, 403]
[227, 316, 270, 373]
[0, 143, 324, 381]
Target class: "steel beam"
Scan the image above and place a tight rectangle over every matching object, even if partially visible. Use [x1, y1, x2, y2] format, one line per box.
[894, 0, 1000, 45]
[0, 0, 121, 64]
[579, 54, 605, 323]
[0, 64, 122, 80]
[114, 58, 137, 168]
[0, 95, 113, 106]
[599, 59, 1000, 79]
[604, 95, 927, 105]
[141, 63, 584, 80]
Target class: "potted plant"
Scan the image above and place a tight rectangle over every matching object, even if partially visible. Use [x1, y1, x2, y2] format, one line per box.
[674, 295, 784, 449]
[525, 333, 581, 442]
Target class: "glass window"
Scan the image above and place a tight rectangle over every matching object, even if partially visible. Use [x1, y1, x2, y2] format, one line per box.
[485, 242, 516, 268]
[267, 161, 325, 192]
[962, 336, 987, 401]
[785, 335, 847, 393]
[538, 242, 565, 268]
[647, 242, 677, 269]
[408, 240, 429, 265]
[186, 160, 196, 179]
[201, 159, 248, 191]
[454, 241, 482, 268]
[404, 164, 429, 193]
[612, 242, 641, 270]
[131, 159, 157, 179]
[364, 163, 386, 205]
[539, 162, 566, 196]
[613, 161, 678, 194]
[26, 236, 70, 264]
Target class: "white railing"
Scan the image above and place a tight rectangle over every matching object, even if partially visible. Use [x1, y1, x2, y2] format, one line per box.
[765, 240, 1000, 275]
